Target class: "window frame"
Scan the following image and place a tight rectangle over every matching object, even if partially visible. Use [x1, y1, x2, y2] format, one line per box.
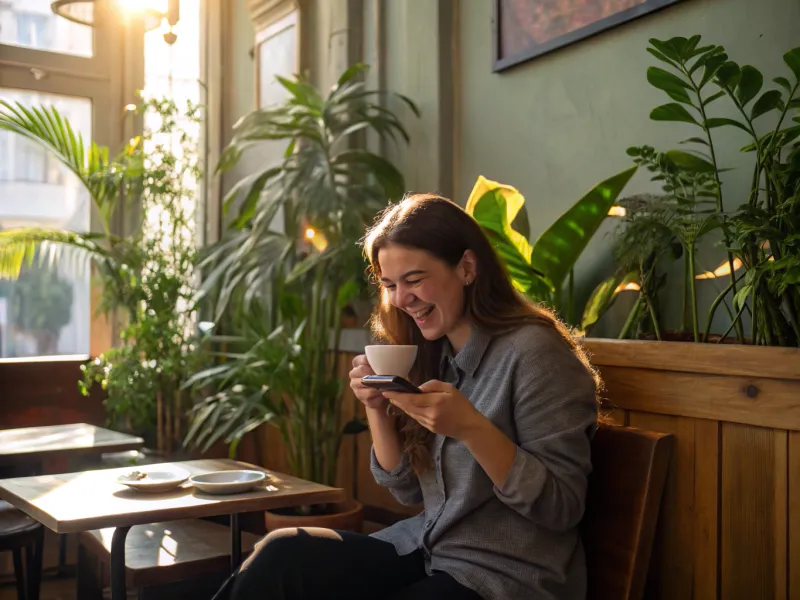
[0, 3, 143, 361]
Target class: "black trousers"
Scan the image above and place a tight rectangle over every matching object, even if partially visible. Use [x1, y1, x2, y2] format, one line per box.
[221, 527, 484, 600]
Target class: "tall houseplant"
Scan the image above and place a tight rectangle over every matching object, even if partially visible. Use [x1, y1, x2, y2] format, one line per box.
[185, 65, 417, 518]
[80, 97, 206, 454]
[598, 36, 800, 345]
[0, 100, 144, 320]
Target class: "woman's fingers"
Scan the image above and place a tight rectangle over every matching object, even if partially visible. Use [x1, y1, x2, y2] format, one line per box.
[352, 354, 370, 368]
[418, 379, 452, 393]
[349, 360, 386, 408]
[348, 364, 375, 388]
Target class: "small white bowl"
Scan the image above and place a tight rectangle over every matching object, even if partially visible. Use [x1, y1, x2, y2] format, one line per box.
[190, 470, 267, 495]
[117, 468, 190, 493]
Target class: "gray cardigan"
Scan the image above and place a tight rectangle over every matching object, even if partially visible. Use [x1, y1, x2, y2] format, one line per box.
[370, 323, 598, 600]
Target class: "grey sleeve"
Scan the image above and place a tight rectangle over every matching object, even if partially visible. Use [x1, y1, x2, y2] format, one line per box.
[370, 446, 423, 506]
[493, 329, 598, 531]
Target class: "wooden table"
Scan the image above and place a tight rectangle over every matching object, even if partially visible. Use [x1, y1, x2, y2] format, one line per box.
[0, 423, 145, 467]
[0, 458, 344, 600]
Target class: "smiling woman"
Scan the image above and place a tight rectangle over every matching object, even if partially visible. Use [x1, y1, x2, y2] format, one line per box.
[361, 194, 598, 472]
[223, 194, 602, 600]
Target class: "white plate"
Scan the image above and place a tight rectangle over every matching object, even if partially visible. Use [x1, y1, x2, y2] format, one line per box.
[190, 470, 267, 495]
[116, 468, 190, 493]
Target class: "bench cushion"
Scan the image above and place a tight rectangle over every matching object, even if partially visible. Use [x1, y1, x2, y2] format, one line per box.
[79, 519, 260, 587]
[0, 500, 42, 541]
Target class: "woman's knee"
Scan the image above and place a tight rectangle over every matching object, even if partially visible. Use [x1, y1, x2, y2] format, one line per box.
[240, 527, 344, 574]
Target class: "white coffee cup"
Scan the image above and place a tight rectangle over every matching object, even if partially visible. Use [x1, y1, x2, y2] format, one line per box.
[364, 345, 418, 377]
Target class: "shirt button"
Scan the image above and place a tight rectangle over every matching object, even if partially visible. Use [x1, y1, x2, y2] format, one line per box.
[424, 520, 432, 529]
[422, 549, 431, 560]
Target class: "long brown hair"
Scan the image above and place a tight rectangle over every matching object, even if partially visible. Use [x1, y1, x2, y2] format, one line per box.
[362, 194, 601, 472]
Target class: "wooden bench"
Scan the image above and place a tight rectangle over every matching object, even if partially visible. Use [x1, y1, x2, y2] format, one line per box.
[77, 519, 260, 600]
[582, 423, 674, 600]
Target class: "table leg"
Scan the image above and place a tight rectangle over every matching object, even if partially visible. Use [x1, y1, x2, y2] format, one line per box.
[230, 513, 241, 573]
[110, 525, 131, 600]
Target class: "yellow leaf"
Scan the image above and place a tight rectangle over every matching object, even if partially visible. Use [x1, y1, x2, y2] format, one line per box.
[466, 175, 525, 225]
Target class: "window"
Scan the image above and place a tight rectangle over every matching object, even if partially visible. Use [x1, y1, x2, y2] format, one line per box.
[142, 0, 202, 249]
[0, 88, 92, 359]
[15, 11, 51, 48]
[255, 10, 297, 110]
[0, 0, 122, 360]
[13, 137, 48, 182]
[0, 0, 92, 57]
[0, 131, 66, 184]
[144, 0, 201, 103]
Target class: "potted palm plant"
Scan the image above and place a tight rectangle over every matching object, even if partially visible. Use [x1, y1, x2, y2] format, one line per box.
[184, 64, 418, 531]
[0, 100, 144, 320]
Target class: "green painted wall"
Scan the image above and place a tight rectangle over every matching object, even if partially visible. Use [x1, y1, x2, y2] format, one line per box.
[220, 0, 256, 200]
[223, 0, 798, 337]
[456, 0, 799, 336]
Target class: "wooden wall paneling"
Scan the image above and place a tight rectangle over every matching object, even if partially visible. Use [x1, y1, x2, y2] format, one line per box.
[583, 339, 800, 381]
[600, 367, 800, 432]
[336, 352, 358, 496]
[693, 418, 720, 600]
[604, 407, 628, 426]
[789, 431, 800, 599]
[774, 429, 788, 600]
[720, 423, 785, 600]
[0, 360, 105, 429]
[628, 411, 695, 600]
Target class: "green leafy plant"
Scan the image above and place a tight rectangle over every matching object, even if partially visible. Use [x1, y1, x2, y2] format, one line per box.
[185, 64, 417, 496]
[464, 168, 638, 327]
[604, 146, 724, 341]
[0, 100, 145, 320]
[616, 35, 800, 345]
[79, 97, 206, 454]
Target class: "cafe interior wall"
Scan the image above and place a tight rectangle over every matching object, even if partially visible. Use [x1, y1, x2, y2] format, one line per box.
[452, 0, 800, 337]
[222, 0, 799, 339]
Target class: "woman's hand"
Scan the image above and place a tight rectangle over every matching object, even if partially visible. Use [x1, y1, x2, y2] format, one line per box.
[383, 380, 485, 441]
[349, 355, 387, 409]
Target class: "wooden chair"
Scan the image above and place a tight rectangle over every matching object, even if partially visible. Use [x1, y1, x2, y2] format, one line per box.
[581, 423, 673, 600]
[77, 519, 260, 600]
[0, 500, 44, 600]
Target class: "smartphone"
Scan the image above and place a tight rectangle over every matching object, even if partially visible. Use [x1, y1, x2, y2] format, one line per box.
[361, 375, 422, 394]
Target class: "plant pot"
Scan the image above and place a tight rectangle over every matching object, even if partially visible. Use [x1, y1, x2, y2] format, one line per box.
[265, 499, 364, 533]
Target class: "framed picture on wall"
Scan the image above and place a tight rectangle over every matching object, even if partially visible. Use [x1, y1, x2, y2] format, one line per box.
[492, 0, 685, 72]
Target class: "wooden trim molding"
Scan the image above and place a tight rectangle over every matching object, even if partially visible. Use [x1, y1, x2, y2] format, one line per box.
[248, 0, 301, 29]
[582, 338, 800, 381]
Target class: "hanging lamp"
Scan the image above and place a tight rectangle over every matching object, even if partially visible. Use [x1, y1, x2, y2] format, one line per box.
[51, 0, 181, 43]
